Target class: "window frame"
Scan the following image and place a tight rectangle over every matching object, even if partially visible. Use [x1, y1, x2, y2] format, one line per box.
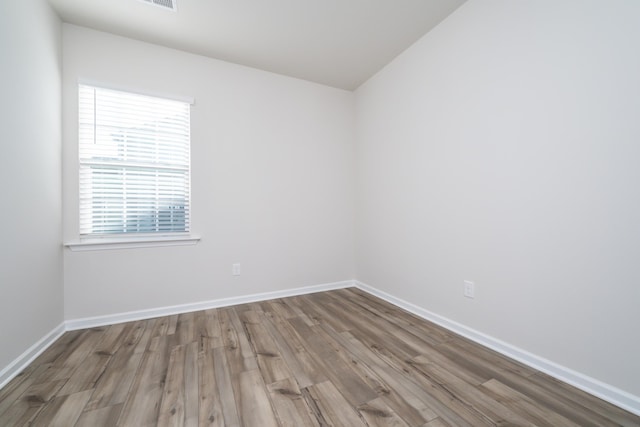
[65, 81, 200, 251]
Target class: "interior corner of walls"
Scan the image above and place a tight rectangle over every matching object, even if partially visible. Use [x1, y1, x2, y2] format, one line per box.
[0, 323, 66, 390]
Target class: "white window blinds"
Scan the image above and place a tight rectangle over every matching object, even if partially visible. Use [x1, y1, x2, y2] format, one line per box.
[79, 84, 191, 236]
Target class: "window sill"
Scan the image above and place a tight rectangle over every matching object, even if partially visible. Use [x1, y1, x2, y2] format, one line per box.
[64, 235, 201, 252]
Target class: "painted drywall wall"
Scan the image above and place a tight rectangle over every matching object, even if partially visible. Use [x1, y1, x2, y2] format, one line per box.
[355, 0, 640, 397]
[62, 25, 355, 319]
[0, 0, 64, 371]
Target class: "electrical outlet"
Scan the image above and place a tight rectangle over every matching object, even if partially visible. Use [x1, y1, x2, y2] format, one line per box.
[464, 280, 475, 298]
[232, 263, 241, 276]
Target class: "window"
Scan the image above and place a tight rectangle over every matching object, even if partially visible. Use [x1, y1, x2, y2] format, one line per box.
[78, 84, 191, 237]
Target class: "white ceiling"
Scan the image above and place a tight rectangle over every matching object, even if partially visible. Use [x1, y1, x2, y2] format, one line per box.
[48, 0, 466, 90]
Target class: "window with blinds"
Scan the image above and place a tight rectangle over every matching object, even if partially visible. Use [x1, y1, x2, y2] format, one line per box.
[78, 84, 191, 236]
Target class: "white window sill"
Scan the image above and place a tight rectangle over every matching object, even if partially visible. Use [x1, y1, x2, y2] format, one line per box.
[64, 235, 201, 252]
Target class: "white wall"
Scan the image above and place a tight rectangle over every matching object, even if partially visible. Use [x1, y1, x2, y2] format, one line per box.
[355, 0, 640, 397]
[0, 0, 63, 371]
[62, 25, 355, 319]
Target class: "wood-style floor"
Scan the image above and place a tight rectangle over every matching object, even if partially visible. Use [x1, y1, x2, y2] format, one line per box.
[0, 288, 638, 426]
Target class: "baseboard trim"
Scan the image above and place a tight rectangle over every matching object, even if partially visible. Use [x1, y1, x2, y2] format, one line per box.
[1, 281, 353, 391]
[65, 280, 354, 331]
[5, 280, 637, 416]
[0, 322, 66, 390]
[354, 281, 640, 417]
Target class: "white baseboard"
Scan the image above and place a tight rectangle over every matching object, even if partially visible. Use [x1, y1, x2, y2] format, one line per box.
[65, 280, 354, 330]
[1, 280, 353, 390]
[4, 280, 638, 417]
[354, 281, 640, 417]
[0, 322, 66, 390]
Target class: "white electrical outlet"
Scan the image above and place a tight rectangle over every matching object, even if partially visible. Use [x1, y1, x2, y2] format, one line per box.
[232, 263, 241, 276]
[464, 280, 475, 298]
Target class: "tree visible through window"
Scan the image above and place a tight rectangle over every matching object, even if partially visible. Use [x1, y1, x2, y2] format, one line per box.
[78, 84, 191, 236]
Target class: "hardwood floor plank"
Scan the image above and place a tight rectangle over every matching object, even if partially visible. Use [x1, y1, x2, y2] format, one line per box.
[0, 379, 66, 425]
[85, 320, 149, 411]
[201, 308, 224, 349]
[259, 303, 327, 388]
[93, 323, 129, 353]
[422, 418, 452, 427]
[150, 315, 175, 338]
[479, 378, 580, 427]
[528, 372, 640, 427]
[409, 360, 537, 426]
[299, 387, 331, 426]
[317, 324, 435, 426]
[409, 353, 485, 387]
[117, 335, 171, 426]
[175, 311, 196, 346]
[211, 346, 240, 426]
[51, 328, 107, 382]
[0, 288, 637, 426]
[227, 307, 259, 364]
[267, 377, 320, 427]
[0, 370, 35, 419]
[295, 294, 353, 333]
[358, 397, 411, 427]
[316, 297, 421, 362]
[29, 330, 85, 367]
[198, 347, 224, 426]
[133, 318, 158, 354]
[183, 341, 200, 426]
[0, 400, 43, 426]
[366, 343, 497, 426]
[57, 350, 111, 396]
[75, 403, 123, 427]
[288, 317, 378, 406]
[340, 330, 479, 427]
[305, 380, 367, 426]
[157, 343, 187, 426]
[156, 341, 198, 427]
[344, 288, 454, 344]
[31, 388, 92, 427]
[435, 342, 625, 427]
[327, 290, 445, 350]
[218, 307, 258, 375]
[281, 295, 318, 326]
[21, 362, 60, 388]
[240, 310, 292, 385]
[193, 310, 210, 352]
[447, 337, 538, 378]
[237, 369, 279, 427]
[261, 299, 298, 320]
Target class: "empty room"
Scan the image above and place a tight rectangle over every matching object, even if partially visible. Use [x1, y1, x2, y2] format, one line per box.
[1, 0, 639, 425]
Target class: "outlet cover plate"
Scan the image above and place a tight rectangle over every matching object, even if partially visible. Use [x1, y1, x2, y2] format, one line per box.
[464, 280, 475, 298]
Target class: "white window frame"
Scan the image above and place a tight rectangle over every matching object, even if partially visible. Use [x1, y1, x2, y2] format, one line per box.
[66, 82, 200, 251]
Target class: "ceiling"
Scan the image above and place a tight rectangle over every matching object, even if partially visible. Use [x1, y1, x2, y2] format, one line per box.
[48, 0, 466, 90]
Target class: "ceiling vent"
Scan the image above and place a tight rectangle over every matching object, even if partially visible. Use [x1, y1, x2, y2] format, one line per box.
[138, 0, 177, 12]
